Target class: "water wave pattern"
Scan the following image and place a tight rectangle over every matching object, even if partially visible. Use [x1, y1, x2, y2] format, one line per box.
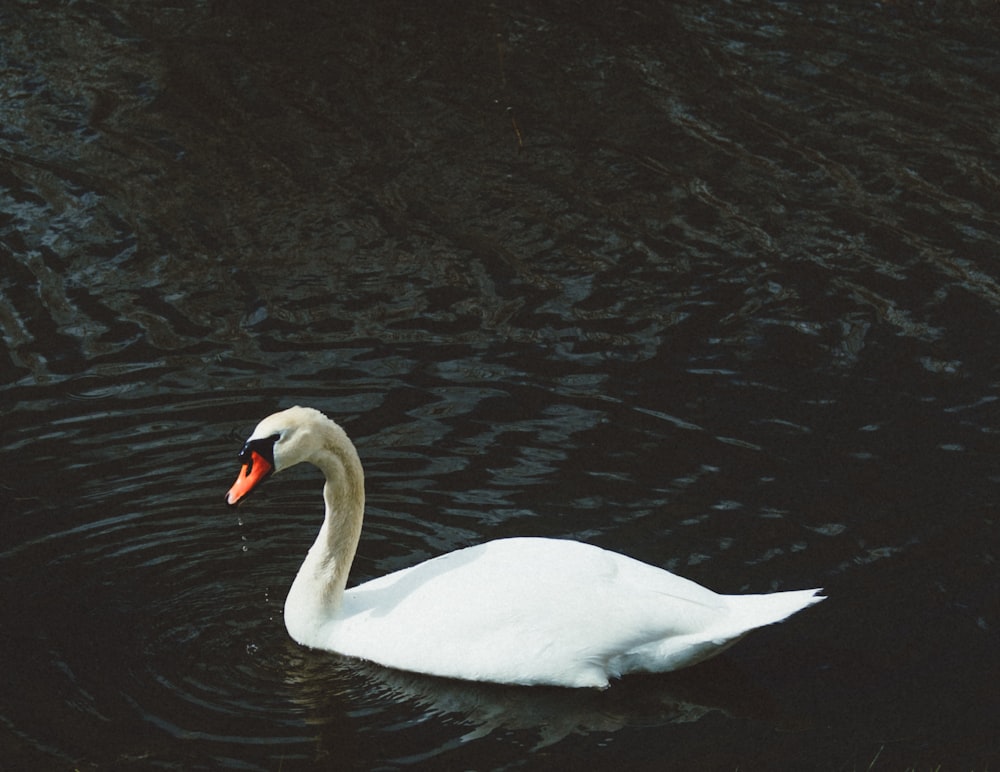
[1, 0, 998, 768]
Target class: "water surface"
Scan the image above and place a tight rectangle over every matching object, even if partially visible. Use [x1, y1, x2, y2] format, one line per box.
[1, 1, 998, 769]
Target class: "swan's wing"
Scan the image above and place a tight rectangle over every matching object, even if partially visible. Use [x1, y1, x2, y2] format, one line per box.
[326, 538, 729, 687]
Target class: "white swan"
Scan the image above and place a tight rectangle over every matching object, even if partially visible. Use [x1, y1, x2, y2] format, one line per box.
[226, 406, 824, 689]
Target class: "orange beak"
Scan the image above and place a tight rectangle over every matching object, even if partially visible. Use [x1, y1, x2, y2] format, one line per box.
[226, 451, 274, 505]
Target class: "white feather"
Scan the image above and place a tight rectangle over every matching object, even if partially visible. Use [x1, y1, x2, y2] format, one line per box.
[229, 407, 824, 689]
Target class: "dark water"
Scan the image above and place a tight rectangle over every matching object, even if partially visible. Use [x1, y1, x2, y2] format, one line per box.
[2, 0, 999, 768]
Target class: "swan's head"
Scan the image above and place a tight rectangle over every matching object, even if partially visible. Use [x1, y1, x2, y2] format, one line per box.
[225, 406, 332, 506]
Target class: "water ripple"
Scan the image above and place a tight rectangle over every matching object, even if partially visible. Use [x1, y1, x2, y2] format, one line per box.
[2, 0, 998, 768]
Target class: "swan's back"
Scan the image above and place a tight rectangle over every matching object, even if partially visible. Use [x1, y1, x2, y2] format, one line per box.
[304, 537, 822, 688]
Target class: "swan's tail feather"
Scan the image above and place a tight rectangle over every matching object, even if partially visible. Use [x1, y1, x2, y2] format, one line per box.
[623, 588, 825, 675]
[723, 588, 825, 635]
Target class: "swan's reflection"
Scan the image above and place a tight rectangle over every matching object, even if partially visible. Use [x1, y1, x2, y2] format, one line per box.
[282, 644, 779, 753]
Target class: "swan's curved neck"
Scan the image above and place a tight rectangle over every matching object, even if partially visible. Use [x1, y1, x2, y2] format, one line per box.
[283, 424, 365, 644]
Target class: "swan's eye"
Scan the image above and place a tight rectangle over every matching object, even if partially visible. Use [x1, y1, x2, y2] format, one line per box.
[238, 433, 280, 468]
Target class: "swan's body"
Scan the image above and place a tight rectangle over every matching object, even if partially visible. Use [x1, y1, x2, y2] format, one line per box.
[227, 406, 824, 689]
